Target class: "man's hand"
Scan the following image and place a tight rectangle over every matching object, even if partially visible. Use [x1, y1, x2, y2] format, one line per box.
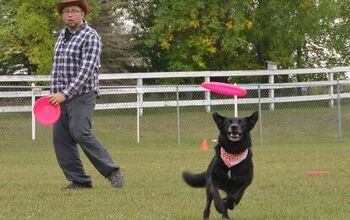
[48, 93, 66, 105]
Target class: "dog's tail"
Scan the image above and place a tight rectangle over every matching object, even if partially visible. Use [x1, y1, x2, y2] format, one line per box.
[182, 171, 206, 187]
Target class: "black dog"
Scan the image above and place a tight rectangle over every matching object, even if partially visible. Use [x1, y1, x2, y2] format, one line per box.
[182, 111, 258, 220]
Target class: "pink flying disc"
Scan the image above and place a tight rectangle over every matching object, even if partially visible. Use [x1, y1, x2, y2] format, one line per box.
[202, 82, 247, 97]
[33, 97, 61, 126]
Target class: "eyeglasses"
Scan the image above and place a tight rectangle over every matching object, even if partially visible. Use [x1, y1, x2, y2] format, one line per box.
[62, 9, 82, 15]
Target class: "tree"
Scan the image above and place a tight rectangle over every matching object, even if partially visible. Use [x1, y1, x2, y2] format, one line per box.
[248, 0, 349, 81]
[1, 0, 59, 75]
[249, 0, 345, 68]
[119, 0, 163, 72]
[131, 0, 256, 71]
[122, 0, 350, 81]
[0, 0, 99, 75]
[91, 0, 142, 73]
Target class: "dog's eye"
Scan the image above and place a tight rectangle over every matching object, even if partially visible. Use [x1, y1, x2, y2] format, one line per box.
[239, 120, 245, 126]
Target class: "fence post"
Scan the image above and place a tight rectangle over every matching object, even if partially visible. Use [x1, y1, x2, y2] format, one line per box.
[328, 72, 334, 108]
[258, 85, 263, 145]
[336, 80, 343, 141]
[137, 78, 143, 116]
[176, 86, 181, 147]
[266, 61, 276, 111]
[31, 83, 36, 140]
[204, 76, 211, 113]
[136, 86, 144, 144]
[234, 83, 238, 117]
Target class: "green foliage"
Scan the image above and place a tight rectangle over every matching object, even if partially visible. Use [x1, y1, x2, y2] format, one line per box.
[0, 0, 58, 74]
[2, 0, 350, 79]
[118, 0, 163, 72]
[249, 0, 346, 69]
[145, 0, 254, 71]
[123, 0, 350, 82]
[0, 0, 100, 75]
[91, 1, 138, 73]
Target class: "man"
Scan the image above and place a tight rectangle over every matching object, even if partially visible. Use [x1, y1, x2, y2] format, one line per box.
[48, 0, 124, 190]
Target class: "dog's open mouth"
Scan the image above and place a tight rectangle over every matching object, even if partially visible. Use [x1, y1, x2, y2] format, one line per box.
[228, 131, 242, 141]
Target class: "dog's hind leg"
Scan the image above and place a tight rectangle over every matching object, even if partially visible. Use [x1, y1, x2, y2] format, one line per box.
[203, 186, 212, 220]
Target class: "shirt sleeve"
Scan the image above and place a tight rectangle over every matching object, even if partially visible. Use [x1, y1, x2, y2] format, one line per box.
[50, 31, 65, 94]
[62, 33, 101, 99]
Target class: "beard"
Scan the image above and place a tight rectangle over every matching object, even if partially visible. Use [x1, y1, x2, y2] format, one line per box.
[65, 19, 83, 31]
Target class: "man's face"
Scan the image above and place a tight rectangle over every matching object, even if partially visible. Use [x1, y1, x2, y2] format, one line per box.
[61, 6, 84, 31]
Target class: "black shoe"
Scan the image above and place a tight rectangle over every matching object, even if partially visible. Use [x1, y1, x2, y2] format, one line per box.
[108, 169, 124, 188]
[62, 182, 92, 190]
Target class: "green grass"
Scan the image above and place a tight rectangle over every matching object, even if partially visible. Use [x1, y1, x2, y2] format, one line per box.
[0, 108, 349, 220]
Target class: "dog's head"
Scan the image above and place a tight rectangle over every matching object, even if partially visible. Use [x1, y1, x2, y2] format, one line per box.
[213, 111, 258, 148]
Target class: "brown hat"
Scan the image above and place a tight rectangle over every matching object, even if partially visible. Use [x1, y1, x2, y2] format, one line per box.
[55, 0, 90, 15]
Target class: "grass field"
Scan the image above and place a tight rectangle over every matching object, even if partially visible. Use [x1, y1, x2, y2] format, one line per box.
[0, 109, 349, 220]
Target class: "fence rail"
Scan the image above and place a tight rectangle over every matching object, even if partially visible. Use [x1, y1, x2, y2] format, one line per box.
[1, 66, 350, 145]
[1, 66, 350, 82]
[1, 81, 350, 112]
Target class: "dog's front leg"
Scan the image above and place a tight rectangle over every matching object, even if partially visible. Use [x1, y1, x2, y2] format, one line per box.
[228, 185, 248, 208]
[207, 176, 230, 220]
[203, 185, 212, 220]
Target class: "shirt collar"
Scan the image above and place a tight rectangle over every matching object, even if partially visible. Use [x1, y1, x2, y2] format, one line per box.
[66, 22, 87, 35]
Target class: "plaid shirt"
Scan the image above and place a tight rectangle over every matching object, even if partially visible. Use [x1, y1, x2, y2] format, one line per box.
[50, 23, 101, 100]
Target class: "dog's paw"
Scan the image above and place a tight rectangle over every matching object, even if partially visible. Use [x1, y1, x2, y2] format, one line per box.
[222, 198, 235, 210]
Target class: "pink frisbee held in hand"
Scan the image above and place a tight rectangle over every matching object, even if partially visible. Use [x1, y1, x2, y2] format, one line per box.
[202, 82, 247, 97]
[33, 97, 61, 126]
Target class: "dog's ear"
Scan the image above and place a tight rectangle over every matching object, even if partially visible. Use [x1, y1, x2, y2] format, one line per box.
[246, 111, 259, 130]
[213, 112, 225, 130]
